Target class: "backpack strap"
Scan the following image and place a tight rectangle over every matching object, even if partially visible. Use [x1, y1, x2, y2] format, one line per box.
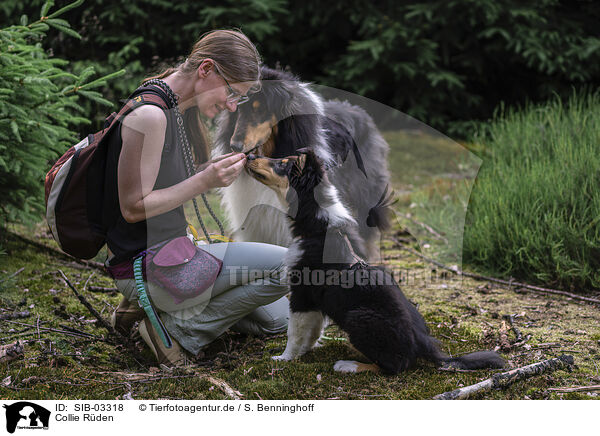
[94, 86, 172, 147]
[120, 87, 171, 122]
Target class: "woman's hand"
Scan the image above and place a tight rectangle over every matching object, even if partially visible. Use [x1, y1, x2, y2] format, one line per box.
[194, 151, 239, 172]
[201, 152, 246, 189]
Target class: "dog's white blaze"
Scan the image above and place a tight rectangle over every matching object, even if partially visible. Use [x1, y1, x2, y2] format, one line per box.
[333, 360, 360, 373]
[298, 83, 325, 116]
[272, 311, 325, 361]
[313, 127, 335, 167]
[295, 83, 335, 167]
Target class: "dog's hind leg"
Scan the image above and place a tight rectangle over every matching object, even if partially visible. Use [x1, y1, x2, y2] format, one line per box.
[272, 311, 326, 361]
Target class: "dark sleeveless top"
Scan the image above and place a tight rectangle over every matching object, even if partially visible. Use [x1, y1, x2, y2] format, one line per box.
[104, 87, 188, 265]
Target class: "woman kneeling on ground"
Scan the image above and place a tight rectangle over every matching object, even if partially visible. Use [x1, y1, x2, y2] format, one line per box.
[105, 29, 289, 366]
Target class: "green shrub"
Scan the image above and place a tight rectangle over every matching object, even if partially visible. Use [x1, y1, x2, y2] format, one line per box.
[0, 0, 123, 225]
[463, 93, 600, 291]
[3, 1, 600, 137]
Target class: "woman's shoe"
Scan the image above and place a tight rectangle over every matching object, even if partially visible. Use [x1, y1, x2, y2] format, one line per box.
[110, 297, 145, 336]
[138, 318, 191, 367]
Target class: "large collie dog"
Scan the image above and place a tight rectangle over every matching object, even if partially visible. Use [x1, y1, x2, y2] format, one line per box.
[214, 66, 391, 261]
[245, 150, 505, 374]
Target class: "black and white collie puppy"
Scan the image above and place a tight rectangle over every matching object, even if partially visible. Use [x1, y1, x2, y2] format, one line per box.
[245, 150, 505, 374]
[214, 66, 391, 261]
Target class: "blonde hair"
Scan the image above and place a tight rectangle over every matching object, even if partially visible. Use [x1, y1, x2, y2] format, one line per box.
[144, 29, 262, 164]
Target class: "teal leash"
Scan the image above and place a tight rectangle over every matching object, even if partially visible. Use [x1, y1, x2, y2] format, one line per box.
[134, 253, 173, 348]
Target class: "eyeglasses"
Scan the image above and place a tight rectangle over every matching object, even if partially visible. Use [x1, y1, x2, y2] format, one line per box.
[214, 65, 249, 105]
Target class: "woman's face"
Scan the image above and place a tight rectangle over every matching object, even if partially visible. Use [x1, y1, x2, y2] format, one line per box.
[194, 68, 253, 119]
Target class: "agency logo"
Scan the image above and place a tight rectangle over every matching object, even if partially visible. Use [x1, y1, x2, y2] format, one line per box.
[3, 402, 50, 434]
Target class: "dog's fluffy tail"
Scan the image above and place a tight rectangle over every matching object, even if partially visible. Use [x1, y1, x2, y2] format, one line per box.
[414, 325, 505, 370]
[438, 351, 506, 370]
[366, 185, 396, 231]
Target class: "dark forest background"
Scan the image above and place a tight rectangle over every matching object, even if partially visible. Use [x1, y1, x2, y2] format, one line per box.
[2, 0, 599, 137]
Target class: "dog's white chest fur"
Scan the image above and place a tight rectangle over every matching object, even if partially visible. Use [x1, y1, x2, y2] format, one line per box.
[220, 171, 293, 246]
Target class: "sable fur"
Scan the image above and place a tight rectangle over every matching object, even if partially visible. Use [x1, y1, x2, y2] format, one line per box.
[214, 66, 391, 261]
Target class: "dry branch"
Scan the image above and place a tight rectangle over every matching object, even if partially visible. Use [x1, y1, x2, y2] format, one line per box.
[0, 341, 25, 363]
[205, 375, 243, 399]
[88, 286, 118, 293]
[0, 267, 25, 284]
[396, 213, 448, 243]
[548, 385, 600, 393]
[59, 271, 154, 366]
[390, 238, 600, 306]
[8, 231, 105, 272]
[95, 370, 243, 399]
[2, 319, 101, 340]
[493, 320, 511, 352]
[0, 311, 30, 321]
[503, 314, 523, 342]
[58, 270, 126, 343]
[432, 355, 575, 400]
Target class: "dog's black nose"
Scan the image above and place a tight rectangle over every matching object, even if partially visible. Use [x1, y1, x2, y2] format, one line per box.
[246, 153, 257, 161]
[230, 142, 244, 152]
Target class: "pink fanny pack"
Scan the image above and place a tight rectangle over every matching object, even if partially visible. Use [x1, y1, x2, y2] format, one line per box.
[144, 236, 223, 304]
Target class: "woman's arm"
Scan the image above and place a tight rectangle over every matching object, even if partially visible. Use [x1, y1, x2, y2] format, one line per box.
[118, 105, 245, 223]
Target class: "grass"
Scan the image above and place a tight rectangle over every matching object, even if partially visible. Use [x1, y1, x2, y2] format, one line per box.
[461, 94, 600, 292]
[382, 129, 480, 267]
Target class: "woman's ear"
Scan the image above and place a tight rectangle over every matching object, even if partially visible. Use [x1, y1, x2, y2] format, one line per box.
[197, 59, 214, 78]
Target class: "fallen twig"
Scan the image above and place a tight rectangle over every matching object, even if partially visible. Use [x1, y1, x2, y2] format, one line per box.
[432, 355, 575, 400]
[503, 314, 523, 342]
[57, 270, 148, 362]
[0, 311, 30, 321]
[83, 272, 95, 292]
[438, 367, 480, 373]
[511, 334, 532, 348]
[390, 238, 600, 306]
[0, 331, 39, 341]
[396, 213, 448, 243]
[17, 325, 100, 340]
[58, 270, 125, 342]
[7, 231, 106, 272]
[204, 375, 243, 399]
[88, 286, 119, 293]
[0, 341, 25, 363]
[528, 342, 561, 349]
[548, 385, 600, 393]
[493, 320, 511, 352]
[0, 267, 25, 284]
[94, 370, 243, 399]
[3, 318, 96, 340]
[58, 324, 97, 338]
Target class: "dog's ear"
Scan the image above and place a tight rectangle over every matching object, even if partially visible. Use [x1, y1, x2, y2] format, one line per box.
[296, 153, 307, 171]
[287, 153, 307, 175]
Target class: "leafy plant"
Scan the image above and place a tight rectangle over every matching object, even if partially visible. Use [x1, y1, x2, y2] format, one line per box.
[3, 1, 599, 137]
[0, 0, 124, 224]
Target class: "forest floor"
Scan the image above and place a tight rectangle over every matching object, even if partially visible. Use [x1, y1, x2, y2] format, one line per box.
[1, 221, 599, 400]
[1, 131, 599, 400]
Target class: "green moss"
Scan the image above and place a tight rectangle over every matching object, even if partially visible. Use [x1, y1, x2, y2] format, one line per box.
[1, 158, 599, 399]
